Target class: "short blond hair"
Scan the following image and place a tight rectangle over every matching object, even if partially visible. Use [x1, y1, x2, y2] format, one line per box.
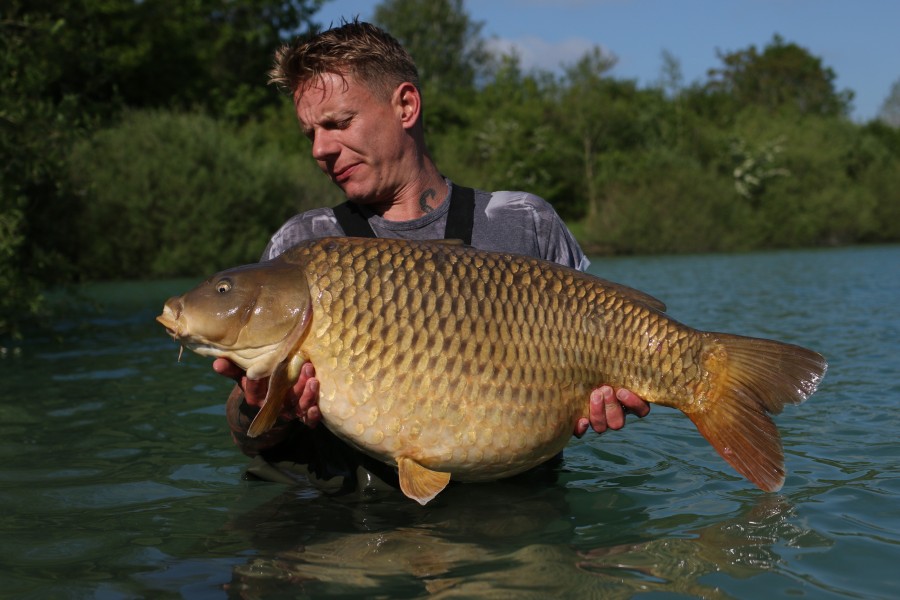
[269, 20, 420, 101]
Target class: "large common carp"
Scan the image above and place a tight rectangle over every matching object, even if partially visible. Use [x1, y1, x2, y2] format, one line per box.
[157, 237, 826, 505]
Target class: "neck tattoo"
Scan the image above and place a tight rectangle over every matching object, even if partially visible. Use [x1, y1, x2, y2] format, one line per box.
[418, 188, 436, 214]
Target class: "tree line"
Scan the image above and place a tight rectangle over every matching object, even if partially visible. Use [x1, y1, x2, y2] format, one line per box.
[2, 0, 900, 337]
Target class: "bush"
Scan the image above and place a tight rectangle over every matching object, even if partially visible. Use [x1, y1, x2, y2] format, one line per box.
[740, 112, 883, 247]
[67, 109, 340, 279]
[583, 148, 737, 254]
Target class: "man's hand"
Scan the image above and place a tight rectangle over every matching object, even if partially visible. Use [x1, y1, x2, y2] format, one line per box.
[213, 358, 322, 428]
[574, 386, 650, 438]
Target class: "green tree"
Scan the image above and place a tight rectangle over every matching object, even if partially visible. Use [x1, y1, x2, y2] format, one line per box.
[878, 77, 900, 128]
[447, 55, 565, 201]
[2, 0, 325, 119]
[373, 0, 491, 133]
[2, 4, 88, 337]
[585, 148, 737, 254]
[707, 34, 853, 117]
[67, 110, 339, 279]
[0, 0, 323, 336]
[718, 109, 889, 248]
[559, 46, 619, 221]
[655, 50, 688, 150]
[558, 47, 674, 225]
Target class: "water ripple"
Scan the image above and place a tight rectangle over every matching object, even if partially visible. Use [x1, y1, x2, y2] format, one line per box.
[3, 247, 898, 598]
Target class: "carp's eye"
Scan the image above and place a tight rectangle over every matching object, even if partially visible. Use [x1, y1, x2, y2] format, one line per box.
[216, 278, 232, 294]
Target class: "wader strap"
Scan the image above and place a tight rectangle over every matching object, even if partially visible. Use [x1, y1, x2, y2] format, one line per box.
[443, 185, 475, 245]
[331, 201, 377, 238]
[332, 184, 476, 243]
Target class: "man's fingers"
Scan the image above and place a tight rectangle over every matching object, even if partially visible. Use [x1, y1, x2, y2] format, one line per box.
[241, 377, 268, 407]
[586, 386, 651, 435]
[305, 405, 322, 428]
[212, 358, 243, 382]
[297, 377, 318, 412]
[574, 417, 590, 438]
[616, 388, 651, 418]
[603, 388, 626, 430]
[294, 362, 315, 393]
[213, 358, 267, 407]
[297, 371, 321, 428]
[589, 388, 609, 433]
[296, 362, 316, 409]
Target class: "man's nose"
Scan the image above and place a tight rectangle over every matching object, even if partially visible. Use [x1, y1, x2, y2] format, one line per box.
[311, 129, 339, 160]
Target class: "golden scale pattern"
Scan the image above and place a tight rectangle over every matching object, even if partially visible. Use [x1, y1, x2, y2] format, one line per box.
[281, 238, 712, 479]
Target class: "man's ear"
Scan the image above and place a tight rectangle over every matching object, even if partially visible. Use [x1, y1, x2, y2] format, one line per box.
[394, 82, 422, 130]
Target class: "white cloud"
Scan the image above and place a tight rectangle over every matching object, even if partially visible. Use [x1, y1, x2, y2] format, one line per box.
[505, 0, 631, 7]
[485, 36, 616, 74]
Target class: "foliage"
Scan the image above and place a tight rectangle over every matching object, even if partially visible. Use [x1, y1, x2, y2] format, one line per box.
[373, 0, 490, 92]
[706, 34, 853, 118]
[0, 0, 321, 336]
[2, 0, 900, 336]
[373, 0, 491, 134]
[67, 109, 340, 279]
[2, 0, 325, 119]
[878, 77, 900, 128]
[435, 54, 569, 210]
[1, 4, 90, 336]
[584, 147, 739, 255]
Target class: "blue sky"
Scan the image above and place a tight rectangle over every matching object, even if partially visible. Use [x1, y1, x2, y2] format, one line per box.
[313, 0, 900, 122]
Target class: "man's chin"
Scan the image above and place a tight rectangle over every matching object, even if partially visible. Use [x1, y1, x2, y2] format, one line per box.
[342, 189, 377, 206]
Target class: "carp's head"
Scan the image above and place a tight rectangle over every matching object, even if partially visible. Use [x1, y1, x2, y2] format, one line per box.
[157, 259, 311, 378]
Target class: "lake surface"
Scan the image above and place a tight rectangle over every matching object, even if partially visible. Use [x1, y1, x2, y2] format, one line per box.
[2, 245, 898, 599]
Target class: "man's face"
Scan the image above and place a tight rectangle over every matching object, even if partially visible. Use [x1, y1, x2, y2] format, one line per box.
[294, 72, 409, 204]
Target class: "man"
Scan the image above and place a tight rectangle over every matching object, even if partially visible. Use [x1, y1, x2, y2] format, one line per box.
[215, 20, 649, 494]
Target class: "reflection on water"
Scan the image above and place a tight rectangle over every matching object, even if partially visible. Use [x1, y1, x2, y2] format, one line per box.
[2, 246, 899, 598]
[225, 483, 584, 597]
[221, 482, 829, 598]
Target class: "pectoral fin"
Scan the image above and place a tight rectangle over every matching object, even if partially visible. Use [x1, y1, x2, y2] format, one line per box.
[397, 457, 451, 506]
[246, 303, 312, 439]
[247, 354, 305, 438]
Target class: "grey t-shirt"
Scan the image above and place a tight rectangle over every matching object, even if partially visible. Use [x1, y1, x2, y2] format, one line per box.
[262, 182, 589, 272]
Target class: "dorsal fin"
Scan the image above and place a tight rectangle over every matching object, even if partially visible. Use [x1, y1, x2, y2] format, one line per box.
[591, 276, 667, 312]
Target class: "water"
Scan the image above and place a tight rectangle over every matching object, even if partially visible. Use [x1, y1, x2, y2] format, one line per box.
[1, 246, 898, 599]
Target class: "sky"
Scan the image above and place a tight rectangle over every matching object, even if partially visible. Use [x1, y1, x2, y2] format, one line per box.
[312, 0, 900, 123]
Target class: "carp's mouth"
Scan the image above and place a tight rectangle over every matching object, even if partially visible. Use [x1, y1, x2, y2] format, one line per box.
[156, 301, 188, 362]
[155, 299, 244, 364]
[156, 302, 183, 339]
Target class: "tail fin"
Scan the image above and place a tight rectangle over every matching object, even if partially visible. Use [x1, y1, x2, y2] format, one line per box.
[687, 333, 827, 492]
